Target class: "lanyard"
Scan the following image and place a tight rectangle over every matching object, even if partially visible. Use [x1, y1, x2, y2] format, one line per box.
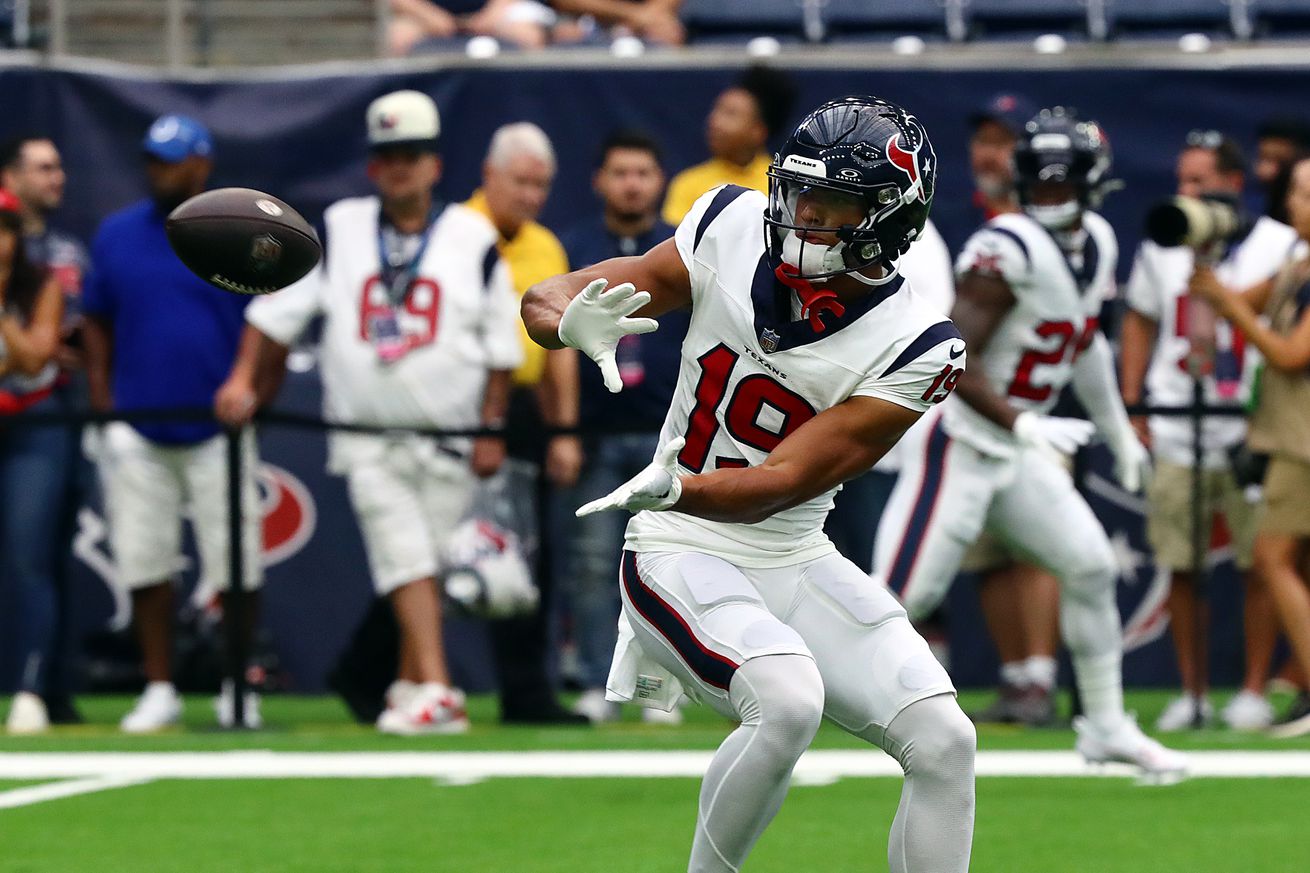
[377, 203, 443, 306]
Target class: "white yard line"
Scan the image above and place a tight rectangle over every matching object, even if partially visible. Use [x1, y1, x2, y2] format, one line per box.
[0, 775, 154, 810]
[0, 750, 1308, 787]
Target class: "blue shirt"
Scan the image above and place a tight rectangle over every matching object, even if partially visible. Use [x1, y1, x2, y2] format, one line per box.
[82, 199, 249, 444]
[560, 216, 687, 432]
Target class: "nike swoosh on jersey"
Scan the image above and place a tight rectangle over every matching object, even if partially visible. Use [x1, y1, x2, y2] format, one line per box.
[949, 345, 964, 359]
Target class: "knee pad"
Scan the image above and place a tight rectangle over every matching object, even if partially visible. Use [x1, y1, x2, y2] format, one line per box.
[731, 654, 825, 752]
[884, 694, 976, 779]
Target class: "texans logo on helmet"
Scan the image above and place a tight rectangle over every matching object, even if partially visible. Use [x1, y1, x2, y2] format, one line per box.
[885, 131, 928, 204]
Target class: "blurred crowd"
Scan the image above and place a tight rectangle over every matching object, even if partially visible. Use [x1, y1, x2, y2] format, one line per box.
[3, 64, 1310, 740]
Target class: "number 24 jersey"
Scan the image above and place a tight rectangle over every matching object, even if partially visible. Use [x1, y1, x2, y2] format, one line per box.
[942, 210, 1117, 457]
[625, 185, 966, 567]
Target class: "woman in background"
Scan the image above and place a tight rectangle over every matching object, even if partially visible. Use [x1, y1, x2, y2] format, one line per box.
[1191, 155, 1310, 738]
[0, 187, 66, 733]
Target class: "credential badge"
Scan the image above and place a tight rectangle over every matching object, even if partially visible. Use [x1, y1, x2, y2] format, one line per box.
[760, 328, 781, 354]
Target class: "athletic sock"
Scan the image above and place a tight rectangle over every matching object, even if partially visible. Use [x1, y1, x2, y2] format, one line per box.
[1024, 655, 1058, 692]
[999, 661, 1027, 688]
[1073, 651, 1126, 732]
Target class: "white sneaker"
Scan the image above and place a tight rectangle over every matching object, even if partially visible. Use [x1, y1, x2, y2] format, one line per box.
[214, 681, 263, 729]
[1222, 690, 1275, 731]
[1154, 694, 1212, 731]
[573, 688, 620, 724]
[385, 679, 418, 711]
[377, 683, 469, 735]
[641, 704, 684, 726]
[1076, 715, 1188, 783]
[121, 683, 182, 733]
[6, 692, 50, 734]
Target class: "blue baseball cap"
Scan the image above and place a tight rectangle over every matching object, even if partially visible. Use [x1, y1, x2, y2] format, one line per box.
[142, 114, 214, 163]
[968, 93, 1037, 136]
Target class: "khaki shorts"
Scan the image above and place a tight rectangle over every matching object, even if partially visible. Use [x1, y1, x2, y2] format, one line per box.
[1147, 460, 1260, 571]
[1259, 456, 1310, 537]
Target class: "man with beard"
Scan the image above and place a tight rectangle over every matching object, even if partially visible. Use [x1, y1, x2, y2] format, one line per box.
[82, 114, 264, 732]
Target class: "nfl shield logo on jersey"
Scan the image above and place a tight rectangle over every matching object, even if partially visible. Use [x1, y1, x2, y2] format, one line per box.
[760, 328, 781, 354]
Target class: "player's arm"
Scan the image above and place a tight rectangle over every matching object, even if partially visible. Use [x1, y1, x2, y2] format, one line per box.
[950, 271, 1020, 429]
[522, 237, 690, 349]
[522, 237, 690, 392]
[215, 325, 290, 428]
[1072, 331, 1151, 491]
[471, 368, 512, 478]
[676, 396, 922, 524]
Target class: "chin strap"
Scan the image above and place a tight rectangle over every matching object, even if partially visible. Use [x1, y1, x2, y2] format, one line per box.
[775, 263, 846, 333]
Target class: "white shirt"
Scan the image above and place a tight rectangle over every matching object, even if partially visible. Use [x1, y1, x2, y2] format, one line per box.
[246, 197, 524, 472]
[624, 185, 966, 567]
[1124, 215, 1301, 467]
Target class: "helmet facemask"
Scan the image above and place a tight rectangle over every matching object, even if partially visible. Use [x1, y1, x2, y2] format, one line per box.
[765, 170, 908, 287]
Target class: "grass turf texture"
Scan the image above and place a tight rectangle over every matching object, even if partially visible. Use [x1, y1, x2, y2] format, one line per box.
[0, 776, 1303, 873]
[1, 690, 1306, 752]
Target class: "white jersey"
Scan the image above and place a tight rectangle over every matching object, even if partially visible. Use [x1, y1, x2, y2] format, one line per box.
[624, 185, 966, 567]
[247, 197, 524, 472]
[874, 217, 955, 473]
[1124, 216, 1301, 467]
[943, 210, 1117, 457]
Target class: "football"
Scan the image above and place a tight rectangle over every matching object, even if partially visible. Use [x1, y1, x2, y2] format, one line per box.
[165, 187, 321, 295]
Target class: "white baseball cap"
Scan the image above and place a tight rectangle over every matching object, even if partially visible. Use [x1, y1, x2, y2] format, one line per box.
[366, 90, 441, 152]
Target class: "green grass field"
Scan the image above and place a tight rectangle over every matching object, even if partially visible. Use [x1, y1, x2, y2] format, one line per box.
[1, 691, 1306, 873]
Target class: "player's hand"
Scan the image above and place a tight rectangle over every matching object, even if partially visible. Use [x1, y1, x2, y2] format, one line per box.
[558, 278, 659, 394]
[471, 436, 506, 479]
[545, 435, 584, 488]
[214, 376, 258, 429]
[576, 437, 684, 517]
[1108, 425, 1153, 493]
[1129, 414, 1152, 451]
[1013, 411, 1096, 459]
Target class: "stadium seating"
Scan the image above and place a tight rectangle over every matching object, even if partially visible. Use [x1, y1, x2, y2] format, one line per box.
[824, 0, 959, 42]
[1250, 0, 1310, 36]
[964, 0, 1107, 40]
[1105, 0, 1238, 38]
[681, 0, 812, 42]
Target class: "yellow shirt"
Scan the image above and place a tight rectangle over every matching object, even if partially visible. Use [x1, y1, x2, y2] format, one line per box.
[465, 189, 569, 386]
[661, 153, 773, 226]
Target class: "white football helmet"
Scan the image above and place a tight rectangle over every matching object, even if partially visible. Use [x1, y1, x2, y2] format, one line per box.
[442, 518, 538, 620]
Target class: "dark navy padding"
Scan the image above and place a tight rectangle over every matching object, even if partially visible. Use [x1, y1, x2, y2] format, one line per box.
[480, 243, 500, 292]
[886, 419, 951, 595]
[1039, 222, 1099, 296]
[621, 551, 739, 691]
[694, 184, 750, 251]
[747, 253, 905, 352]
[880, 320, 964, 378]
[986, 226, 1031, 272]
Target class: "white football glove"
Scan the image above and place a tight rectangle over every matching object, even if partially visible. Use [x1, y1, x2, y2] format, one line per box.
[558, 278, 659, 393]
[576, 437, 685, 517]
[1013, 411, 1096, 459]
[1107, 425, 1153, 493]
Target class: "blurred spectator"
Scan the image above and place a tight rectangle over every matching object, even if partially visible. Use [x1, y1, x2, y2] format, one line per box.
[1, 133, 91, 724]
[957, 93, 1064, 727]
[552, 0, 685, 45]
[556, 130, 687, 723]
[81, 114, 264, 732]
[967, 92, 1035, 220]
[1254, 116, 1310, 223]
[234, 90, 522, 734]
[1121, 130, 1297, 732]
[662, 65, 796, 225]
[388, 0, 558, 54]
[1189, 155, 1310, 738]
[0, 188, 66, 734]
[466, 122, 589, 724]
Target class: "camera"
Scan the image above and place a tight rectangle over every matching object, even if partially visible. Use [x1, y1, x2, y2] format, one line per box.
[1145, 192, 1246, 252]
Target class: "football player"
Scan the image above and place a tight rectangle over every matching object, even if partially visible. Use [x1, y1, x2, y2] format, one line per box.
[873, 108, 1186, 779]
[524, 97, 975, 873]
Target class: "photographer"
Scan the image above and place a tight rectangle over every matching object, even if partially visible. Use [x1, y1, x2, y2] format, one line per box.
[1190, 155, 1310, 738]
[1121, 131, 1298, 731]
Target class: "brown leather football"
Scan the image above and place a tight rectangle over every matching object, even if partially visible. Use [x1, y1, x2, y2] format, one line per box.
[166, 187, 321, 295]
